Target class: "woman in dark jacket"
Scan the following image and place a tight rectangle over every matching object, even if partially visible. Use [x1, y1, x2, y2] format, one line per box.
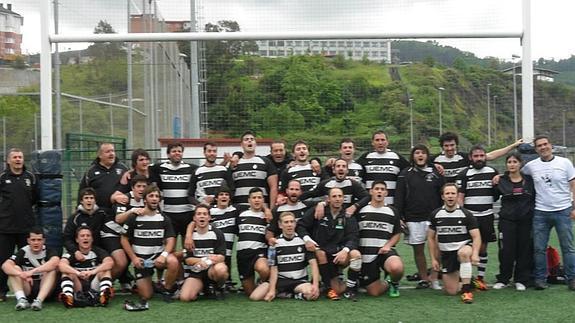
[493, 152, 535, 291]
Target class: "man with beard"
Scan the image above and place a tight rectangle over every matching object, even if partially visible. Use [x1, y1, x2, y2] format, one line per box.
[79, 143, 128, 213]
[267, 140, 293, 176]
[121, 185, 179, 310]
[324, 138, 364, 184]
[58, 226, 114, 308]
[457, 145, 499, 290]
[267, 180, 314, 243]
[232, 131, 278, 208]
[150, 142, 197, 240]
[278, 140, 326, 195]
[189, 142, 233, 206]
[395, 144, 444, 290]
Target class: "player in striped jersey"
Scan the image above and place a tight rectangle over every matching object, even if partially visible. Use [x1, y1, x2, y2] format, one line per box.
[189, 142, 233, 206]
[121, 185, 179, 309]
[267, 180, 314, 242]
[302, 159, 370, 218]
[358, 181, 404, 297]
[278, 140, 326, 195]
[324, 138, 364, 184]
[2, 227, 59, 311]
[251, 212, 320, 301]
[111, 149, 154, 205]
[357, 130, 410, 205]
[185, 185, 239, 291]
[150, 142, 197, 240]
[236, 187, 270, 297]
[457, 145, 499, 289]
[58, 226, 114, 308]
[297, 187, 361, 301]
[232, 131, 278, 208]
[433, 132, 522, 183]
[428, 183, 481, 304]
[180, 205, 228, 301]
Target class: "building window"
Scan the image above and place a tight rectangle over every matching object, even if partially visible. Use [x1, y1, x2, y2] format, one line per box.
[354, 51, 361, 57]
[270, 50, 277, 56]
[329, 41, 336, 47]
[277, 41, 284, 46]
[259, 50, 268, 56]
[269, 40, 276, 46]
[295, 41, 302, 46]
[363, 41, 370, 47]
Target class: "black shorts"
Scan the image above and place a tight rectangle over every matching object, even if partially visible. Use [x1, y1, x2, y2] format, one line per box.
[237, 248, 267, 281]
[186, 269, 209, 282]
[277, 278, 308, 294]
[134, 267, 156, 280]
[100, 236, 122, 253]
[165, 211, 194, 238]
[441, 250, 461, 274]
[476, 214, 496, 243]
[360, 249, 400, 286]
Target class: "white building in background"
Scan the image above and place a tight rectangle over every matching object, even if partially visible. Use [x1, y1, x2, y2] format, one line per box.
[256, 39, 392, 63]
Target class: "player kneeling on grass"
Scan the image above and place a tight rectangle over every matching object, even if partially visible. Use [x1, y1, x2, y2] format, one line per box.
[358, 180, 404, 297]
[121, 185, 179, 310]
[1, 227, 60, 311]
[251, 212, 320, 301]
[427, 183, 481, 304]
[58, 226, 114, 308]
[297, 187, 361, 301]
[180, 205, 228, 301]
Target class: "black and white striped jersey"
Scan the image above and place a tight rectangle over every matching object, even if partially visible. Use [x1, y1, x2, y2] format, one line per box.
[300, 177, 369, 209]
[433, 152, 470, 183]
[232, 156, 276, 205]
[347, 161, 365, 184]
[279, 163, 323, 193]
[62, 246, 110, 271]
[271, 234, 314, 281]
[184, 225, 226, 259]
[237, 209, 268, 251]
[429, 206, 478, 252]
[101, 191, 144, 239]
[10, 245, 59, 279]
[152, 162, 197, 214]
[210, 205, 239, 257]
[189, 165, 233, 205]
[268, 201, 313, 237]
[357, 204, 401, 263]
[457, 166, 499, 217]
[357, 150, 409, 205]
[122, 211, 176, 259]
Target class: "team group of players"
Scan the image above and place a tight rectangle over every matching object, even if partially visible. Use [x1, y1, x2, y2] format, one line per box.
[3, 129, 528, 310]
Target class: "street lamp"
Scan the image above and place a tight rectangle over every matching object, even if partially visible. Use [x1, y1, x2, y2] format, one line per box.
[409, 98, 414, 148]
[512, 54, 520, 140]
[493, 95, 498, 143]
[438, 87, 445, 135]
[487, 83, 492, 146]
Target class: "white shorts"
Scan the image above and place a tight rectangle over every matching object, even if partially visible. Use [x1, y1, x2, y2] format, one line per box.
[403, 221, 430, 245]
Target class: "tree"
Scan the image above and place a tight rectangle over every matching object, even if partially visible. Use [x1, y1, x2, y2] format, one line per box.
[86, 20, 124, 60]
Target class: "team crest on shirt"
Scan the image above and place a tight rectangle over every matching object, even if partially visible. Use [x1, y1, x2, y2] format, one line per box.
[390, 161, 394, 165]
[297, 246, 302, 253]
[25, 178, 31, 187]
[116, 168, 123, 175]
[95, 171, 100, 175]
[253, 164, 258, 169]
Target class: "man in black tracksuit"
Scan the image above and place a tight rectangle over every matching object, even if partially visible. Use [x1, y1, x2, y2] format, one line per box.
[395, 144, 444, 289]
[0, 148, 38, 301]
[78, 143, 128, 213]
[297, 187, 361, 300]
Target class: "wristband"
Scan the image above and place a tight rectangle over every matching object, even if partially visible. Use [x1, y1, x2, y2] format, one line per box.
[160, 251, 169, 258]
[204, 259, 213, 266]
[342, 247, 350, 253]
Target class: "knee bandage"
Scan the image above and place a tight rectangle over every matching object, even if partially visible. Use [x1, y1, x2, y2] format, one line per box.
[460, 262, 472, 279]
[349, 258, 362, 271]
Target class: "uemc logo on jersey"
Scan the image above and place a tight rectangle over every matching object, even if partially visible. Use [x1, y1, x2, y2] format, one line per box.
[277, 253, 305, 264]
[437, 226, 467, 234]
[134, 229, 165, 238]
[466, 180, 492, 189]
[359, 221, 392, 232]
[160, 174, 191, 182]
[198, 178, 224, 188]
[193, 248, 214, 256]
[233, 170, 265, 180]
[365, 165, 398, 174]
[213, 218, 236, 228]
[238, 224, 266, 234]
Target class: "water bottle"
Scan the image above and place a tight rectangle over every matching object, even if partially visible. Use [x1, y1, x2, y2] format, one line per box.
[267, 246, 276, 266]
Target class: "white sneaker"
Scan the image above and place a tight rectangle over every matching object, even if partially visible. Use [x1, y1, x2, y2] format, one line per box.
[515, 282, 526, 291]
[15, 298, 30, 311]
[431, 280, 442, 290]
[493, 282, 508, 289]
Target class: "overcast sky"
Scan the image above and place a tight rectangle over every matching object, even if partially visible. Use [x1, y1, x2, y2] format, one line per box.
[12, 0, 574, 61]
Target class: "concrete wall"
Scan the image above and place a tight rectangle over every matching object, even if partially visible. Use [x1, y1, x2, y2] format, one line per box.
[0, 68, 40, 94]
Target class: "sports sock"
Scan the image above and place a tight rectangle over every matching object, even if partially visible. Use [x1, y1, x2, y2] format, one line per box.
[319, 264, 334, 289]
[346, 269, 359, 290]
[14, 290, 26, 300]
[478, 253, 488, 280]
[99, 276, 113, 293]
[461, 283, 473, 293]
[61, 276, 74, 296]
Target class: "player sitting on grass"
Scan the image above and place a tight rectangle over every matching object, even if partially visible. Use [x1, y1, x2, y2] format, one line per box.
[428, 183, 481, 304]
[251, 211, 320, 301]
[58, 226, 114, 308]
[1, 227, 60, 311]
[180, 205, 228, 301]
